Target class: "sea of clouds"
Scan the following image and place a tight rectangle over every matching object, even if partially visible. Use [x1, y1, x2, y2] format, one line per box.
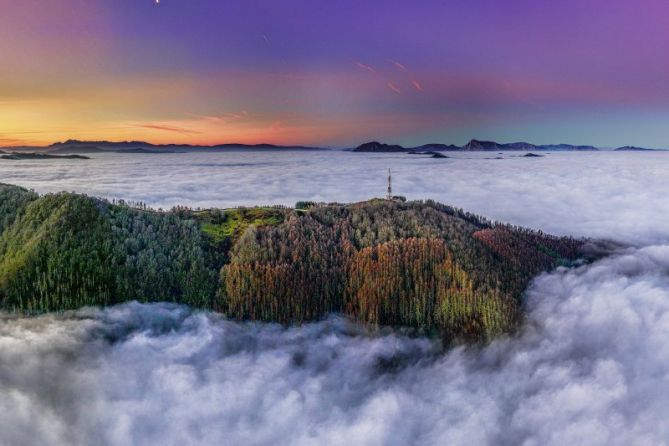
[1, 150, 668, 243]
[1, 150, 669, 445]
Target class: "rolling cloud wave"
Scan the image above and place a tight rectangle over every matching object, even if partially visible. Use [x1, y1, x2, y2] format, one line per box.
[2, 244, 669, 445]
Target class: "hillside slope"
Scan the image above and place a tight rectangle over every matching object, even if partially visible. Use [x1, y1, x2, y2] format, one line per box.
[0, 184, 584, 342]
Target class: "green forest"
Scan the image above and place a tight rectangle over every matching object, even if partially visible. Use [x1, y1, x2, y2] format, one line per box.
[0, 183, 584, 342]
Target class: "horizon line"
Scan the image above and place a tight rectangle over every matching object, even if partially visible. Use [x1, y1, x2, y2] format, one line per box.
[2, 138, 664, 151]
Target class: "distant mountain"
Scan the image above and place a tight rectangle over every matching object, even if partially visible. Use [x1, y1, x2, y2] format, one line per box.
[212, 143, 321, 150]
[353, 141, 407, 152]
[49, 139, 151, 149]
[353, 141, 459, 152]
[42, 140, 324, 153]
[462, 139, 529, 151]
[118, 147, 182, 154]
[49, 146, 107, 154]
[7, 138, 660, 154]
[414, 143, 462, 151]
[539, 144, 599, 151]
[462, 139, 598, 151]
[504, 142, 538, 150]
[353, 139, 606, 152]
[615, 146, 659, 151]
[408, 150, 449, 158]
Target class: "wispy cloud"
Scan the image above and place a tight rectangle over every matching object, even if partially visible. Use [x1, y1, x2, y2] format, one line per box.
[387, 81, 402, 94]
[354, 61, 376, 73]
[137, 124, 201, 135]
[200, 111, 249, 124]
[388, 59, 408, 71]
[412, 80, 424, 91]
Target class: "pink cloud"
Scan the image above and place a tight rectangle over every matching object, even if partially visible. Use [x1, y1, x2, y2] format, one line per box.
[387, 82, 402, 94]
[389, 60, 408, 71]
[201, 111, 249, 123]
[412, 80, 424, 91]
[354, 61, 376, 73]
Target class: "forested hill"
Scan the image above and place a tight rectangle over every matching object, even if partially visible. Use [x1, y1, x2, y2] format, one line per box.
[0, 183, 585, 343]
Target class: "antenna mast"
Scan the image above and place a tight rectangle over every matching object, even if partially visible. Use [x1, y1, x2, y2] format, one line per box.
[387, 168, 392, 200]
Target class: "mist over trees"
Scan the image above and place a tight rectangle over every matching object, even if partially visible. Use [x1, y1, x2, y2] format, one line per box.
[0, 184, 583, 342]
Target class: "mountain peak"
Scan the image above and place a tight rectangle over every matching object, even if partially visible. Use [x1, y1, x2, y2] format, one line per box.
[353, 141, 406, 152]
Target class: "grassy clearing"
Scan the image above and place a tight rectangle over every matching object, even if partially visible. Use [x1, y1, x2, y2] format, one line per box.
[197, 208, 285, 244]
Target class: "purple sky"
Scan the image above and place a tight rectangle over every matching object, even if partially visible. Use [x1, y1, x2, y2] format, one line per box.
[2, 0, 669, 147]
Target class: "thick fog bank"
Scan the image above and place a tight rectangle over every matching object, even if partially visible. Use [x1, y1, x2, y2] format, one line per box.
[2, 151, 669, 244]
[2, 244, 669, 445]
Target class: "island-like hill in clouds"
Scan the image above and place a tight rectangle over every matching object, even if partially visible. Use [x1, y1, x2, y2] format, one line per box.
[0, 183, 589, 343]
[614, 146, 658, 151]
[354, 139, 606, 152]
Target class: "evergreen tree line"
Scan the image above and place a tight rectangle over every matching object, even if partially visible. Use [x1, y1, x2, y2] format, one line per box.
[220, 200, 583, 341]
[0, 184, 216, 313]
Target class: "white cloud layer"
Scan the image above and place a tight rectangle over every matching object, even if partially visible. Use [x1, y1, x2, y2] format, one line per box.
[1, 151, 669, 445]
[1, 150, 669, 244]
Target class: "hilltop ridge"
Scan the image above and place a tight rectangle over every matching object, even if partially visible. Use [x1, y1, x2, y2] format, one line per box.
[0, 183, 588, 343]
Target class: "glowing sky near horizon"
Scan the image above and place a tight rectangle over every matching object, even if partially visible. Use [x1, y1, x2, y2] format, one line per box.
[2, 0, 669, 147]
